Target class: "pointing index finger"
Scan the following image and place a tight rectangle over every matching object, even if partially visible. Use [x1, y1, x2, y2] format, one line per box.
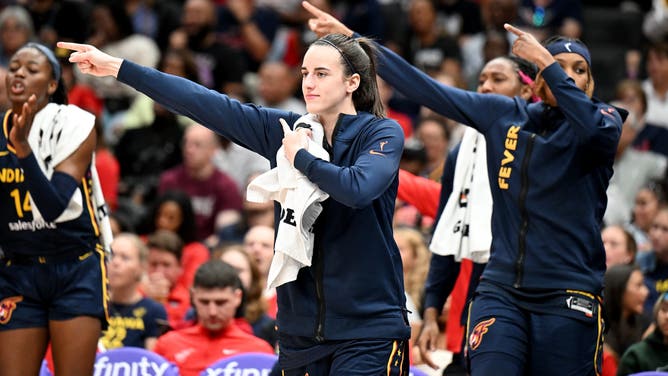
[504, 23, 524, 37]
[56, 41, 87, 52]
[302, 1, 326, 18]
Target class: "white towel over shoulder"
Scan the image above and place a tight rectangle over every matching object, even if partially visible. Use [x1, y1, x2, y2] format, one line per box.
[429, 127, 492, 263]
[28, 103, 114, 255]
[246, 114, 330, 289]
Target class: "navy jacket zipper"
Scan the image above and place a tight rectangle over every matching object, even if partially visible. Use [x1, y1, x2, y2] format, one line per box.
[514, 133, 536, 288]
[314, 116, 343, 341]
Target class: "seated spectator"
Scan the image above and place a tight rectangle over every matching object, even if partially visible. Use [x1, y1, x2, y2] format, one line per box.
[602, 264, 650, 376]
[121, 48, 199, 132]
[253, 60, 305, 114]
[643, 41, 668, 130]
[617, 292, 668, 375]
[153, 260, 274, 376]
[401, 0, 461, 79]
[216, 0, 280, 72]
[102, 233, 168, 351]
[158, 124, 243, 242]
[0, 6, 34, 67]
[169, 0, 247, 97]
[605, 80, 667, 226]
[144, 230, 191, 329]
[142, 190, 210, 289]
[633, 41, 668, 158]
[640, 206, 668, 316]
[414, 116, 450, 181]
[629, 180, 667, 255]
[242, 225, 277, 318]
[216, 244, 277, 347]
[76, 3, 160, 128]
[602, 224, 638, 268]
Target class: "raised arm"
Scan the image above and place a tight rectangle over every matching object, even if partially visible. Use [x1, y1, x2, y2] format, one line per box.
[302, 1, 514, 135]
[504, 24, 622, 156]
[57, 42, 298, 160]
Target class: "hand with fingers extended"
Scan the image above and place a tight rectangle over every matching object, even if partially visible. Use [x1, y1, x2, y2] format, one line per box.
[280, 118, 310, 166]
[504, 23, 555, 70]
[9, 94, 38, 157]
[56, 41, 124, 78]
[302, 1, 353, 38]
[416, 307, 443, 370]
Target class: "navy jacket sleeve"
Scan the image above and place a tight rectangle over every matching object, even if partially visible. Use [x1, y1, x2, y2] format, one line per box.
[424, 255, 461, 311]
[373, 42, 516, 135]
[423, 144, 461, 311]
[293, 119, 404, 208]
[117, 60, 301, 161]
[541, 62, 622, 160]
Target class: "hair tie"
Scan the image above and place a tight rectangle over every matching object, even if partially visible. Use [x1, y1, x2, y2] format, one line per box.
[517, 69, 540, 103]
[318, 38, 356, 74]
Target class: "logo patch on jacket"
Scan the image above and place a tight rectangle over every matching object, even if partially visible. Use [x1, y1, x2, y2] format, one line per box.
[469, 317, 495, 350]
[0, 296, 23, 324]
[369, 141, 389, 156]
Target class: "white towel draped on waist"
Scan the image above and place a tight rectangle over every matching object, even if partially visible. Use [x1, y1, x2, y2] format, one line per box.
[429, 128, 492, 263]
[246, 114, 330, 288]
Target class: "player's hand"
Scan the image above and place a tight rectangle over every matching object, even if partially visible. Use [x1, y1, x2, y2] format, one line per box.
[56, 41, 124, 78]
[504, 23, 555, 70]
[9, 94, 37, 157]
[302, 1, 353, 38]
[280, 118, 309, 165]
[417, 308, 442, 369]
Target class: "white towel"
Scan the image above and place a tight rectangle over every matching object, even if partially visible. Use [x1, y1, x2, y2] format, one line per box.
[429, 127, 492, 263]
[246, 114, 330, 288]
[28, 103, 114, 256]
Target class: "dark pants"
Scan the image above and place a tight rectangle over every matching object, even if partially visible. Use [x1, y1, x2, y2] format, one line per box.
[0, 246, 108, 330]
[466, 281, 604, 376]
[275, 338, 409, 376]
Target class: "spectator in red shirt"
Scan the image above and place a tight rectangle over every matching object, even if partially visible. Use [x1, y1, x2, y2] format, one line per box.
[153, 260, 274, 376]
[144, 230, 191, 330]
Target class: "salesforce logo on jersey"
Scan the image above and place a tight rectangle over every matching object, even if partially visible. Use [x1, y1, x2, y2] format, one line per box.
[93, 348, 178, 376]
